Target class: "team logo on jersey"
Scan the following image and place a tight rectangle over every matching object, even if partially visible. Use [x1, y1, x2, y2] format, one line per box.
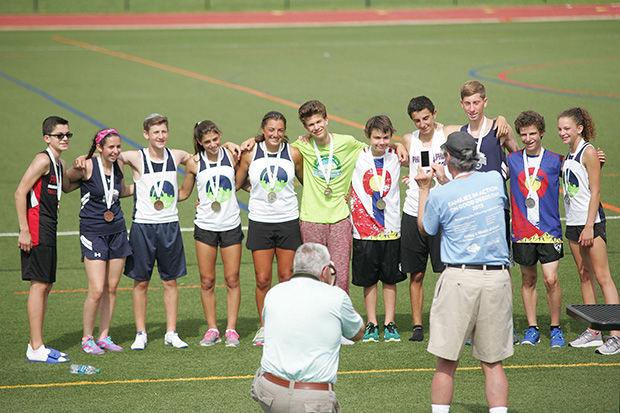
[259, 166, 289, 193]
[205, 175, 234, 203]
[311, 155, 343, 181]
[362, 168, 392, 197]
[149, 181, 175, 209]
[518, 168, 549, 198]
[563, 169, 579, 199]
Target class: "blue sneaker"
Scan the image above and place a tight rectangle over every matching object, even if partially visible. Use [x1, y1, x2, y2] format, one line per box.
[384, 322, 401, 342]
[520, 327, 540, 345]
[363, 322, 379, 342]
[550, 327, 566, 348]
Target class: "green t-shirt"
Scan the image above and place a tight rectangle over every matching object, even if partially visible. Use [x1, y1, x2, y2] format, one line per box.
[293, 133, 366, 223]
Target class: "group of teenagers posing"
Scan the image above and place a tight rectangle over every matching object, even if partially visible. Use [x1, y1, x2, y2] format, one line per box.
[16, 80, 619, 366]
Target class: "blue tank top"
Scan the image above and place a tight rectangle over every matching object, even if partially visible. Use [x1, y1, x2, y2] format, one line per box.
[79, 157, 126, 235]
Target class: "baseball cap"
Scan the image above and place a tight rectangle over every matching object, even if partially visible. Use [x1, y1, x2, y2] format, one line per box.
[442, 131, 477, 159]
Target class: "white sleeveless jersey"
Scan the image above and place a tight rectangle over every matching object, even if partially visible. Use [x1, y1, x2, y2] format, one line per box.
[194, 148, 240, 231]
[562, 140, 604, 226]
[133, 148, 179, 224]
[402, 128, 450, 217]
[350, 147, 401, 240]
[248, 142, 299, 223]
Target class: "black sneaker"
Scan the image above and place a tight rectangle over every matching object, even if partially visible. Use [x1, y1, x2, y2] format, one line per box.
[409, 325, 424, 342]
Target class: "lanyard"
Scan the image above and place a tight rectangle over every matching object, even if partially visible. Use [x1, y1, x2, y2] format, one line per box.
[201, 148, 222, 200]
[261, 142, 283, 191]
[312, 134, 334, 187]
[96, 157, 115, 210]
[46, 148, 62, 203]
[367, 146, 386, 196]
[523, 148, 544, 196]
[144, 148, 168, 198]
[467, 116, 487, 155]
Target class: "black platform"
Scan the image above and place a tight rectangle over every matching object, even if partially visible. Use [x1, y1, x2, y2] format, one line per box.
[566, 304, 620, 330]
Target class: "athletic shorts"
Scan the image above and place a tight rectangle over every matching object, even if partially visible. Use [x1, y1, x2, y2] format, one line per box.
[400, 213, 445, 274]
[352, 238, 406, 287]
[194, 224, 244, 248]
[513, 242, 563, 266]
[80, 230, 132, 261]
[21, 245, 56, 283]
[427, 266, 513, 364]
[124, 222, 187, 281]
[246, 219, 302, 251]
[565, 221, 607, 243]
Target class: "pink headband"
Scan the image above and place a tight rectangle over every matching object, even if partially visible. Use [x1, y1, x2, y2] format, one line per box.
[96, 128, 118, 145]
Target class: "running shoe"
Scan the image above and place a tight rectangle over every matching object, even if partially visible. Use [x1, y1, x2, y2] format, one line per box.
[340, 336, 355, 345]
[384, 322, 401, 342]
[409, 325, 424, 342]
[520, 327, 540, 345]
[164, 331, 188, 348]
[569, 329, 603, 348]
[363, 322, 379, 343]
[595, 336, 620, 355]
[550, 327, 566, 348]
[225, 329, 240, 347]
[82, 336, 104, 355]
[97, 336, 123, 352]
[252, 327, 265, 346]
[130, 331, 148, 350]
[200, 329, 221, 346]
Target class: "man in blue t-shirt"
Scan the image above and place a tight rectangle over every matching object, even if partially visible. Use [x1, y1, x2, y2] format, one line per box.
[415, 131, 513, 413]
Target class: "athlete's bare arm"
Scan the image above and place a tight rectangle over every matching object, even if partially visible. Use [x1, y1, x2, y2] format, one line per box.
[14, 154, 50, 252]
[178, 155, 198, 202]
[235, 149, 253, 191]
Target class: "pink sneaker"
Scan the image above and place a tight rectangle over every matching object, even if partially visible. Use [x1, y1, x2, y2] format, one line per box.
[82, 336, 104, 354]
[97, 336, 124, 352]
[200, 329, 221, 347]
[225, 329, 240, 347]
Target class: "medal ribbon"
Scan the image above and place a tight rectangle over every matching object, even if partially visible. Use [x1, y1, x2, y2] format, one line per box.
[261, 142, 283, 192]
[312, 134, 334, 188]
[523, 148, 544, 225]
[96, 157, 115, 210]
[563, 138, 586, 195]
[201, 148, 222, 202]
[467, 116, 487, 155]
[367, 146, 387, 197]
[144, 148, 168, 199]
[46, 148, 62, 203]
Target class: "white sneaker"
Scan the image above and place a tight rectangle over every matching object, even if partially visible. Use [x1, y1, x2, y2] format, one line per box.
[595, 336, 620, 355]
[164, 331, 188, 348]
[130, 331, 148, 350]
[341, 336, 355, 345]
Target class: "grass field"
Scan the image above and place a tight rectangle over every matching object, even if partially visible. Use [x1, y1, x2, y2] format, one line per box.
[1, 17, 619, 412]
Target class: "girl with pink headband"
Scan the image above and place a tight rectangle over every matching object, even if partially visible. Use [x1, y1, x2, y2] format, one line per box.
[66, 128, 134, 354]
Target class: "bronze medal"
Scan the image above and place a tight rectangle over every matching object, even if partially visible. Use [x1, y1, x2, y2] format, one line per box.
[376, 199, 386, 210]
[525, 197, 536, 209]
[104, 210, 114, 222]
[267, 191, 277, 202]
[154, 200, 164, 210]
[324, 186, 333, 197]
[211, 201, 221, 212]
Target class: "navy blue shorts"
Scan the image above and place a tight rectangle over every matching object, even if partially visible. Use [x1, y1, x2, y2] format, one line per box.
[80, 230, 132, 261]
[124, 222, 187, 281]
[194, 224, 244, 248]
[352, 238, 407, 287]
[21, 245, 56, 283]
[246, 219, 302, 251]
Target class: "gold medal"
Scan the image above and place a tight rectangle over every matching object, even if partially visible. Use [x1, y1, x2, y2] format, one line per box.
[267, 191, 277, 202]
[103, 210, 114, 222]
[211, 201, 221, 212]
[376, 199, 386, 210]
[324, 186, 333, 197]
[154, 200, 164, 210]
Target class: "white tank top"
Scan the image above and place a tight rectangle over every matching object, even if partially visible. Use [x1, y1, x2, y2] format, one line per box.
[194, 148, 240, 231]
[133, 148, 179, 224]
[247, 142, 299, 223]
[402, 128, 450, 217]
[562, 139, 604, 226]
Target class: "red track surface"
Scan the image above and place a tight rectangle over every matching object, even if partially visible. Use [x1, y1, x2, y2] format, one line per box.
[1, 4, 618, 30]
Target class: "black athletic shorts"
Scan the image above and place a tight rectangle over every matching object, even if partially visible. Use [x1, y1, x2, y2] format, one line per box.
[400, 213, 445, 275]
[565, 221, 607, 243]
[352, 238, 407, 287]
[512, 242, 564, 266]
[195, 224, 244, 248]
[21, 245, 56, 283]
[246, 219, 302, 251]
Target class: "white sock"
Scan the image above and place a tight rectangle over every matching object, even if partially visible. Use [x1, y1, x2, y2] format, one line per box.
[489, 407, 508, 413]
[431, 404, 450, 413]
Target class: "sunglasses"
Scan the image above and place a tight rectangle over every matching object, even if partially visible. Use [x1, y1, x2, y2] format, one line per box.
[48, 132, 73, 140]
[326, 263, 337, 286]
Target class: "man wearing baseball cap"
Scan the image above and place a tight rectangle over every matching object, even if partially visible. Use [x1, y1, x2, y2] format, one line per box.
[415, 131, 513, 413]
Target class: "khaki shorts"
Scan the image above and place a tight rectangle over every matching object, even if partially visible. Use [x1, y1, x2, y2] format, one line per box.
[427, 266, 514, 363]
